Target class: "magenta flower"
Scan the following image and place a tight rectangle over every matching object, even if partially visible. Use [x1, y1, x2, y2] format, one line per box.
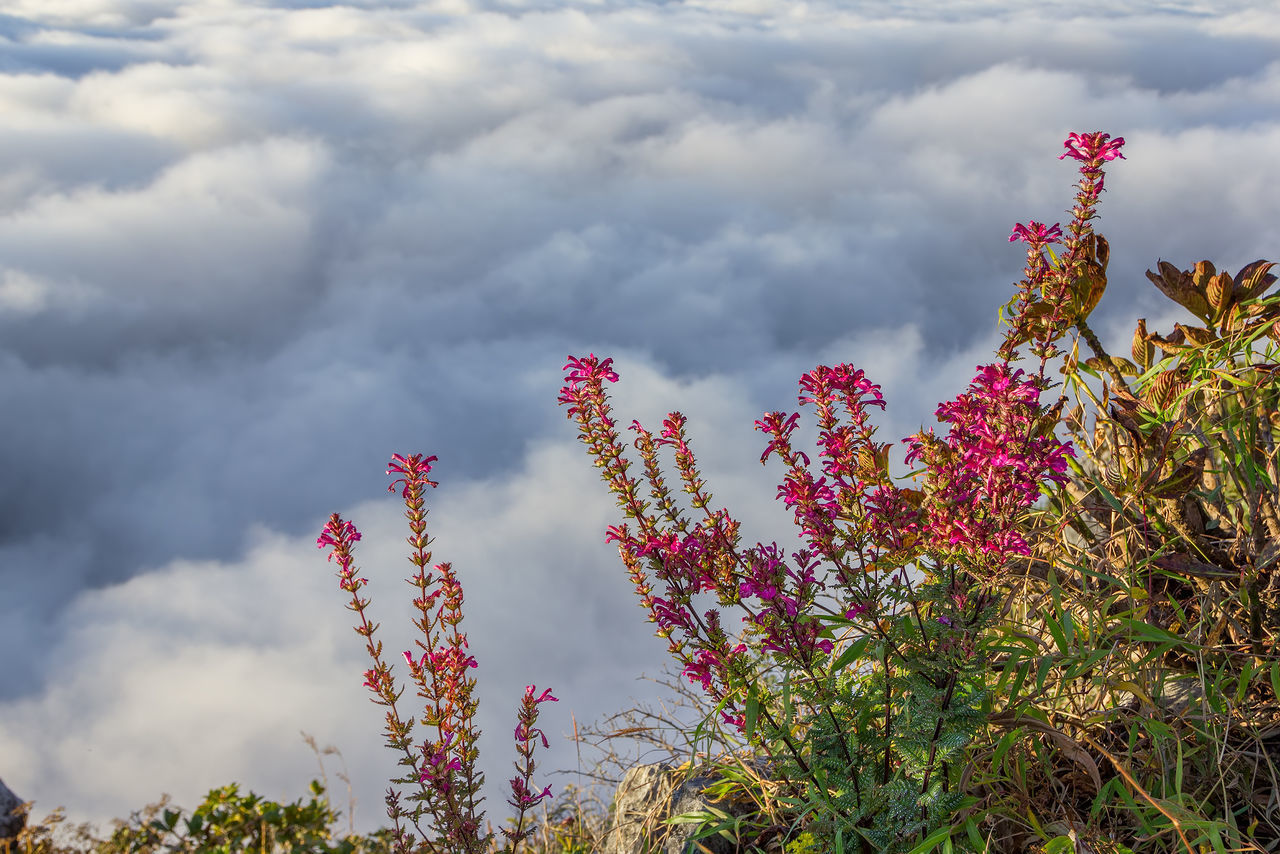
[317, 515, 367, 592]
[387, 452, 439, 498]
[1008, 221, 1063, 247]
[317, 517, 361, 553]
[504, 682, 558, 843]
[844, 602, 870, 620]
[1058, 132, 1126, 164]
[562, 353, 619, 385]
[513, 685, 558, 748]
[507, 777, 553, 810]
[526, 685, 558, 703]
[906, 362, 1073, 564]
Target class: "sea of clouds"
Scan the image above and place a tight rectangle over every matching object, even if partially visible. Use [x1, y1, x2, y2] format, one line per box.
[0, 0, 1277, 837]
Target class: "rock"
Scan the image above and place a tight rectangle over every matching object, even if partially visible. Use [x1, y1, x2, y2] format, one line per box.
[1157, 675, 1206, 715]
[0, 778, 26, 843]
[602, 760, 771, 854]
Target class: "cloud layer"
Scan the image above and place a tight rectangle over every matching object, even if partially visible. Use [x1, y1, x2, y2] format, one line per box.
[1, 0, 1278, 836]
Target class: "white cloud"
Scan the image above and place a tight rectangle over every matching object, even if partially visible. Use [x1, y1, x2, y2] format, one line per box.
[0, 269, 103, 315]
[1, 0, 1278, 838]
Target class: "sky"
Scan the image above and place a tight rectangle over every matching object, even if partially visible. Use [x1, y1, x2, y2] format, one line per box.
[1, 0, 1278, 839]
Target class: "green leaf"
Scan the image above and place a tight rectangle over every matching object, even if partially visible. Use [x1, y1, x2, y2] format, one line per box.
[1116, 617, 1187, 646]
[1008, 660, 1032, 703]
[1232, 659, 1254, 704]
[831, 635, 872, 673]
[745, 687, 760, 741]
[1034, 655, 1055, 693]
[1044, 614, 1070, 657]
[991, 729, 1020, 770]
[905, 825, 954, 853]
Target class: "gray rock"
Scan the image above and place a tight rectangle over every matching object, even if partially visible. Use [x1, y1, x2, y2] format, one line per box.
[1157, 675, 1206, 716]
[602, 760, 771, 854]
[0, 777, 26, 843]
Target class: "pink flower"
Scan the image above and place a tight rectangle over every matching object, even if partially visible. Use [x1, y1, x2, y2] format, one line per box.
[317, 514, 367, 591]
[525, 685, 558, 704]
[316, 517, 361, 553]
[906, 362, 1073, 564]
[558, 354, 620, 416]
[508, 777, 553, 809]
[562, 353, 618, 385]
[386, 453, 439, 498]
[1058, 132, 1126, 164]
[1008, 221, 1063, 247]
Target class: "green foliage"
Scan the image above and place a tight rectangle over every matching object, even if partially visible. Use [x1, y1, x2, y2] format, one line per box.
[961, 258, 1280, 851]
[764, 610, 989, 854]
[104, 780, 384, 854]
[7, 782, 394, 854]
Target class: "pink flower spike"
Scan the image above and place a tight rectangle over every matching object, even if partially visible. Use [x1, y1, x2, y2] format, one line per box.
[1058, 132, 1126, 163]
[1008, 221, 1063, 246]
[316, 517, 361, 554]
[525, 685, 559, 704]
[386, 453, 439, 496]
[562, 354, 619, 384]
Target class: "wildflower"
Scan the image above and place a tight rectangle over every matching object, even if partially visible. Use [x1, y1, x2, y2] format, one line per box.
[507, 778, 553, 810]
[1058, 132, 1126, 164]
[505, 682, 558, 841]
[1008, 221, 1063, 247]
[317, 515, 367, 592]
[513, 685, 557, 748]
[387, 452, 438, 498]
[906, 362, 1073, 566]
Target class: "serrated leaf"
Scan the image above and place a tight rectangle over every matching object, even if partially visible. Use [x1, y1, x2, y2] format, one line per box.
[1070, 234, 1109, 320]
[1142, 368, 1187, 412]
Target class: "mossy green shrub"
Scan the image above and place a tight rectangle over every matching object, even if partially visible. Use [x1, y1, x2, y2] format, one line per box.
[7, 782, 395, 854]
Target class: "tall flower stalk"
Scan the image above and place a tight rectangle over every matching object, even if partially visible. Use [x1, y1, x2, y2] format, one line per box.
[318, 453, 553, 854]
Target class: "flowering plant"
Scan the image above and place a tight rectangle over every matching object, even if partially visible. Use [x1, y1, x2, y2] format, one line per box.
[559, 131, 1280, 853]
[319, 131, 1280, 854]
[554, 137, 1119, 853]
[317, 453, 556, 854]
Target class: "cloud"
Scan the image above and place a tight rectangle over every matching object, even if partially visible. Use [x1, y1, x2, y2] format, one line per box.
[0, 0, 1278, 836]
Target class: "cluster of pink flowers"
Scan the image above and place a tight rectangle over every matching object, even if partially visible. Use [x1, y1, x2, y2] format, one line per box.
[558, 325, 1078, 727]
[562, 354, 903, 729]
[561, 356, 745, 685]
[755, 364, 889, 557]
[905, 363, 1073, 564]
[738, 544, 832, 659]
